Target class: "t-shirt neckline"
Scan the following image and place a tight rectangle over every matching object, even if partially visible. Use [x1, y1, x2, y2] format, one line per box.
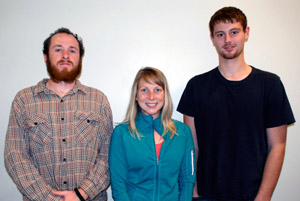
[216, 66, 255, 86]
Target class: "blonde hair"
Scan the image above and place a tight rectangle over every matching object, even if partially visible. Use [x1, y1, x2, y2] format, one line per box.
[123, 67, 177, 138]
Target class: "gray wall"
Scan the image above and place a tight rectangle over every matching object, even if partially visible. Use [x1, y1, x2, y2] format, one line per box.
[0, 0, 299, 200]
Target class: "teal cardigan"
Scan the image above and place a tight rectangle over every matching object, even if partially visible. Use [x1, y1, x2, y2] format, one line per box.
[109, 113, 195, 201]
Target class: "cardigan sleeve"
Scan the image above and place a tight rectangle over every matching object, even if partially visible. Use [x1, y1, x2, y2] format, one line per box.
[178, 124, 196, 201]
[109, 125, 131, 201]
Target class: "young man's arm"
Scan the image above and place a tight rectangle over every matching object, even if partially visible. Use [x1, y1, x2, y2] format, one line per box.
[79, 98, 113, 199]
[4, 96, 61, 201]
[184, 115, 199, 198]
[255, 125, 287, 201]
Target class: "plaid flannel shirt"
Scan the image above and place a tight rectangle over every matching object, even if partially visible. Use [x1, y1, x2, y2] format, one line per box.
[5, 79, 113, 201]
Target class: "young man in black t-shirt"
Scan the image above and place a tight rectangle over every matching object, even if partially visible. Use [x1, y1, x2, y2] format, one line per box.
[177, 7, 295, 201]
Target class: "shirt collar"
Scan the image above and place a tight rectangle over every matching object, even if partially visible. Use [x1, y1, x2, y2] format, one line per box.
[33, 79, 88, 96]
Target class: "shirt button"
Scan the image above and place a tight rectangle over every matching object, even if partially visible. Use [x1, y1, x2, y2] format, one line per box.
[61, 99, 64, 102]
[61, 117, 64, 121]
[62, 139, 66, 142]
[87, 120, 90, 123]
[63, 158, 66, 161]
[64, 181, 67, 184]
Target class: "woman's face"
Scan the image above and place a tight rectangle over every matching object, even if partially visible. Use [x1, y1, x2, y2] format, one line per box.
[136, 78, 165, 119]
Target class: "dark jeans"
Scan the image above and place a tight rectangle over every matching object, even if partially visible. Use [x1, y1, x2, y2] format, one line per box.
[192, 197, 218, 201]
[192, 196, 254, 201]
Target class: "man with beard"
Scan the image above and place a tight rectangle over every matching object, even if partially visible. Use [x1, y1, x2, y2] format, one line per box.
[4, 28, 113, 201]
[177, 7, 295, 201]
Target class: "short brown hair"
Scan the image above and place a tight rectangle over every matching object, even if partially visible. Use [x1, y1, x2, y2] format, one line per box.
[43, 27, 85, 58]
[209, 7, 247, 37]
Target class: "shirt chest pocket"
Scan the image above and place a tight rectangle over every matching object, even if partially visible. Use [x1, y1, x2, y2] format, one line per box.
[75, 111, 101, 143]
[25, 113, 52, 147]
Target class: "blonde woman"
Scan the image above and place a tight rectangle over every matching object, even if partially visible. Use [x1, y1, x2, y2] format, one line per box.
[109, 67, 195, 201]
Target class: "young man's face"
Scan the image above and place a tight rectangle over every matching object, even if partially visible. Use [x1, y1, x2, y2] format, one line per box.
[210, 21, 249, 60]
[44, 33, 82, 83]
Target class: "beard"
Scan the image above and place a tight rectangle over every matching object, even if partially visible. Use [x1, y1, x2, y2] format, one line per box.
[46, 57, 82, 83]
[218, 43, 244, 60]
[219, 49, 243, 59]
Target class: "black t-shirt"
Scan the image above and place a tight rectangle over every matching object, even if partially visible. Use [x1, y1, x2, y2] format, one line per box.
[177, 67, 295, 201]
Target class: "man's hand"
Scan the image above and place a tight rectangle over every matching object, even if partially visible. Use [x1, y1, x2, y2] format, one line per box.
[51, 190, 80, 201]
